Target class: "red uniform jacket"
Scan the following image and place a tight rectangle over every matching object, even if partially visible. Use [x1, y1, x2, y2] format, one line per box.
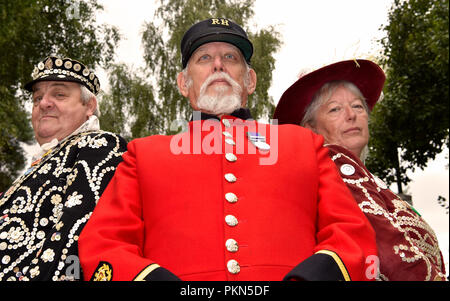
[79, 113, 377, 281]
[327, 144, 446, 281]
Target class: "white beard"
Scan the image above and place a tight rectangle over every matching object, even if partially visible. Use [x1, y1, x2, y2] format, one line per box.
[196, 72, 244, 115]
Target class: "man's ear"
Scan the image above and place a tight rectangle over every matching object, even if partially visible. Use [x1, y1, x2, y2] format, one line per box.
[177, 71, 189, 97]
[86, 97, 97, 117]
[246, 68, 257, 95]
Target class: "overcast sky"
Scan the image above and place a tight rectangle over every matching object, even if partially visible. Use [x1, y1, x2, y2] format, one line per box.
[92, 0, 449, 273]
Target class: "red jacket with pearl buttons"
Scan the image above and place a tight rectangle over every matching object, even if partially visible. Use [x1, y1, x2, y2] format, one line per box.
[79, 111, 377, 281]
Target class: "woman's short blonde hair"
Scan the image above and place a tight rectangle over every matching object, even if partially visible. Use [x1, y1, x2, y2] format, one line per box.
[300, 80, 369, 127]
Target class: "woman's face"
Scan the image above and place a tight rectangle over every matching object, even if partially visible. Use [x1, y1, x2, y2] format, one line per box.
[307, 85, 369, 157]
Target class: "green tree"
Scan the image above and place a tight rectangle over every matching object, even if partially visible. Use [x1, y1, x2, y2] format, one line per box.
[0, 0, 119, 192]
[99, 64, 164, 141]
[100, 0, 281, 137]
[366, 0, 449, 193]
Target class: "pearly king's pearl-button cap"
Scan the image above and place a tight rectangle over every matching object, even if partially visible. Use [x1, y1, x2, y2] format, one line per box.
[227, 259, 240, 274]
[225, 238, 239, 253]
[225, 215, 238, 227]
[225, 192, 238, 203]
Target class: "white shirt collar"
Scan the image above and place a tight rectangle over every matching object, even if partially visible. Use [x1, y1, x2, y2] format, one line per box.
[31, 115, 100, 163]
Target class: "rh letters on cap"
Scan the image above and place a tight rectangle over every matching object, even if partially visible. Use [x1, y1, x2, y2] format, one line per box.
[211, 18, 230, 26]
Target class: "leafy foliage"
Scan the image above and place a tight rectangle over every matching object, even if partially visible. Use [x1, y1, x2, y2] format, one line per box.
[0, 0, 119, 192]
[366, 0, 449, 192]
[99, 64, 163, 141]
[100, 0, 282, 137]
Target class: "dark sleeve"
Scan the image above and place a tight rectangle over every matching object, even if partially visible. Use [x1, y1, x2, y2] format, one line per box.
[131, 264, 181, 281]
[283, 251, 350, 281]
[29, 132, 127, 281]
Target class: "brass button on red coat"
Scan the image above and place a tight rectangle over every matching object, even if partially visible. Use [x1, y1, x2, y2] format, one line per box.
[225, 238, 239, 253]
[224, 173, 237, 183]
[227, 259, 240, 274]
[222, 131, 233, 138]
[225, 153, 237, 162]
[225, 215, 238, 227]
[225, 138, 236, 146]
[222, 119, 231, 128]
[225, 192, 238, 203]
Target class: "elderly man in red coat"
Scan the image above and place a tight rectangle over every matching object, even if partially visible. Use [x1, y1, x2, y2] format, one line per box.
[78, 18, 377, 281]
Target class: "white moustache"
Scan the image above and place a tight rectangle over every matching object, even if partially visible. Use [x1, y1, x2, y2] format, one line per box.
[199, 72, 242, 96]
[196, 72, 244, 116]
